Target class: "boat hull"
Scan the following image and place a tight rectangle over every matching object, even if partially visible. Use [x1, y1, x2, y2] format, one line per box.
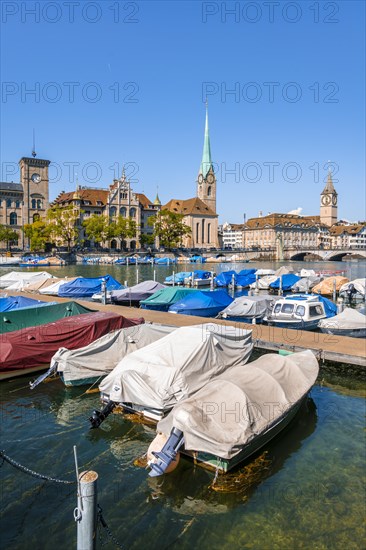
[320, 327, 366, 338]
[267, 319, 320, 331]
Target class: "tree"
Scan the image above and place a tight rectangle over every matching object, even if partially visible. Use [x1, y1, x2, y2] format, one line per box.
[139, 233, 155, 248]
[23, 221, 51, 252]
[47, 205, 80, 252]
[110, 216, 137, 248]
[83, 214, 112, 247]
[0, 225, 19, 251]
[148, 209, 191, 248]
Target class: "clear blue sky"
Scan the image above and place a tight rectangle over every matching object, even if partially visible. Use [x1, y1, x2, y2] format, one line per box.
[1, 0, 365, 223]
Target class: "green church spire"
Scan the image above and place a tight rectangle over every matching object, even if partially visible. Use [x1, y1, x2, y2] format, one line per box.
[199, 101, 213, 178]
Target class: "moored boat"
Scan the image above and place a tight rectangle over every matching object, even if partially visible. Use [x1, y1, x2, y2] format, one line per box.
[219, 294, 278, 324]
[140, 287, 199, 312]
[312, 276, 349, 296]
[318, 308, 366, 338]
[339, 278, 366, 302]
[111, 280, 166, 306]
[0, 295, 53, 312]
[168, 289, 233, 317]
[58, 274, 123, 297]
[147, 350, 319, 476]
[264, 294, 336, 330]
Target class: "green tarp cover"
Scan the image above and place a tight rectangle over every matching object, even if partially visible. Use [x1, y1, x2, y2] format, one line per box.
[140, 287, 199, 307]
[0, 301, 95, 334]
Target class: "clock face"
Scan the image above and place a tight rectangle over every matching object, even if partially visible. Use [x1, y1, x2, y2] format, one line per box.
[206, 172, 215, 184]
[31, 173, 41, 183]
[332, 195, 337, 206]
[321, 194, 331, 206]
[198, 174, 204, 184]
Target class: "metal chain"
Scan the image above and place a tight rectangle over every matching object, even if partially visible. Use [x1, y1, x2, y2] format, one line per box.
[0, 450, 74, 485]
[97, 504, 124, 549]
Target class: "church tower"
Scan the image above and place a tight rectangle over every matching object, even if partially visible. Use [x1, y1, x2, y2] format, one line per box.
[19, 154, 50, 225]
[197, 103, 216, 213]
[320, 171, 338, 226]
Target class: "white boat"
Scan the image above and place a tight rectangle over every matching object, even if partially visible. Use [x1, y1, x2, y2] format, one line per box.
[265, 294, 336, 330]
[339, 278, 366, 302]
[147, 350, 319, 476]
[219, 294, 278, 324]
[318, 308, 366, 338]
[0, 256, 21, 266]
[90, 324, 253, 426]
[0, 271, 53, 289]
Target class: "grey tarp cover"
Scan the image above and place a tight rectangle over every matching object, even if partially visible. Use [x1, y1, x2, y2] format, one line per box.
[249, 275, 278, 290]
[111, 280, 166, 302]
[100, 324, 253, 409]
[339, 278, 366, 298]
[318, 308, 366, 330]
[221, 295, 275, 319]
[291, 276, 322, 293]
[157, 350, 318, 460]
[0, 271, 52, 288]
[54, 324, 176, 383]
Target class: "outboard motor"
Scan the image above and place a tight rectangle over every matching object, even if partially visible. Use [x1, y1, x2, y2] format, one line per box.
[148, 427, 184, 477]
[346, 283, 356, 302]
[89, 400, 116, 429]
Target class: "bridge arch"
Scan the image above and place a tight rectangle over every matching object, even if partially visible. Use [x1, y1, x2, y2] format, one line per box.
[289, 252, 323, 261]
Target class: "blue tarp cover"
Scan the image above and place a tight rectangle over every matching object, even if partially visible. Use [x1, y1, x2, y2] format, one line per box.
[58, 275, 123, 297]
[238, 269, 257, 276]
[169, 290, 233, 317]
[317, 295, 337, 318]
[214, 271, 237, 287]
[269, 274, 301, 290]
[164, 272, 192, 284]
[236, 273, 257, 288]
[0, 295, 53, 312]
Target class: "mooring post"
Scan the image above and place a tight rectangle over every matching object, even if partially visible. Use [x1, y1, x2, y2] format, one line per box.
[136, 267, 139, 285]
[172, 270, 175, 287]
[76, 470, 98, 550]
[153, 269, 156, 282]
[333, 278, 337, 302]
[101, 279, 106, 305]
[279, 275, 283, 296]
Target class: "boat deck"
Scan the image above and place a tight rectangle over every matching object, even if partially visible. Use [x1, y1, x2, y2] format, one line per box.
[8, 291, 366, 369]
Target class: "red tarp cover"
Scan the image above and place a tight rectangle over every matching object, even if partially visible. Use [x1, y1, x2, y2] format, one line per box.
[0, 312, 144, 372]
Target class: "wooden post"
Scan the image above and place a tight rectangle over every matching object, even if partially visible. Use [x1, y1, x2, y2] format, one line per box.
[76, 471, 98, 550]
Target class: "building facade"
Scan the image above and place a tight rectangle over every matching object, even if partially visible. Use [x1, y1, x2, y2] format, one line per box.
[330, 224, 366, 249]
[0, 155, 50, 249]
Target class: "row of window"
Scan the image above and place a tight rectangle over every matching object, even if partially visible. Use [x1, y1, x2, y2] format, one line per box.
[109, 207, 137, 218]
[8, 213, 41, 225]
[0, 199, 43, 209]
[195, 221, 211, 244]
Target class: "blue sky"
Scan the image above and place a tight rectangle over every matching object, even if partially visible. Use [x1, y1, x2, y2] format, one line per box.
[1, 0, 365, 222]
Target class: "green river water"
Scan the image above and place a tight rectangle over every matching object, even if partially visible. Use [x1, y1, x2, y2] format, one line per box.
[0, 260, 365, 549]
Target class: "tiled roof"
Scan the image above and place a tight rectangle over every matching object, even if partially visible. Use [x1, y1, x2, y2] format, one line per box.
[135, 193, 154, 209]
[163, 197, 217, 217]
[54, 189, 109, 207]
[330, 224, 365, 236]
[0, 182, 23, 192]
[244, 213, 323, 230]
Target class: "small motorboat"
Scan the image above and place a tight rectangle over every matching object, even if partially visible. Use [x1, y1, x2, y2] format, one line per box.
[140, 287, 199, 312]
[184, 270, 213, 287]
[90, 324, 253, 426]
[269, 274, 302, 293]
[147, 350, 319, 476]
[339, 279, 366, 302]
[164, 272, 192, 286]
[264, 294, 336, 330]
[111, 281, 166, 306]
[312, 276, 349, 296]
[219, 294, 278, 324]
[58, 275, 123, 298]
[168, 290, 233, 318]
[318, 308, 366, 338]
[0, 295, 53, 312]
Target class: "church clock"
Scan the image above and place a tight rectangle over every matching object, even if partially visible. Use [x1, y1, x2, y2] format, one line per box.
[321, 195, 331, 206]
[332, 195, 337, 205]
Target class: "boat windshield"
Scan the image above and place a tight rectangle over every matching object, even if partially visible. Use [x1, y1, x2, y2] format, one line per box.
[274, 303, 281, 313]
[281, 304, 294, 314]
[309, 305, 324, 317]
[296, 305, 306, 317]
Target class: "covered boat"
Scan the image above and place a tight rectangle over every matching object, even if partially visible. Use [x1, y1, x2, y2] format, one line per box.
[164, 272, 192, 285]
[214, 270, 237, 287]
[269, 274, 301, 292]
[339, 278, 366, 302]
[291, 276, 322, 293]
[147, 350, 319, 475]
[219, 294, 277, 323]
[312, 276, 349, 296]
[0, 295, 52, 312]
[154, 257, 177, 265]
[318, 308, 366, 338]
[111, 281, 167, 306]
[168, 290, 233, 317]
[265, 294, 336, 330]
[249, 275, 278, 290]
[0, 312, 143, 378]
[58, 275, 123, 297]
[140, 287, 199, 311]
[0, 301, 94, 334]
[95, 324, 253, 423]
[39, 278, 78, 295]
[236, 272, 257, 288]
[184, 270, 212, 287]
[0, 271, 52, 289]
[48, 323, 175, 387]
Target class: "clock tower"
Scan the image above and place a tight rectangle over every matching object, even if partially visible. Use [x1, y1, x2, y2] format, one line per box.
[19, 154, 50, 225]
[320, 171, 338, 226]
[197, 103, 216, 214]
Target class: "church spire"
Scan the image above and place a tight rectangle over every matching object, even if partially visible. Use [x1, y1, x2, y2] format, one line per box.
[199, 100, 213, 178]
[322, 166, 337, 195]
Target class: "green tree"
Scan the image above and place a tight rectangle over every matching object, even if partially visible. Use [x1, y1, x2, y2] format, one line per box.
[110, 216, 137, 248]
[83, 214, 112, 247]
[23, 221, 51, 252]
[148, 209, 191, 248]
[0, 225, 19, 250]
[139, 233, 155, 248]
[47, 205, 80, 252]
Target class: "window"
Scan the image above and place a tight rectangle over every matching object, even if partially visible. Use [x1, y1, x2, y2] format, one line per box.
[31, 199, 36, 209]
[6, 199, 11, 207]
[9, 212, 17, 225]
[281, 304, 294, 314]
[33, 213, 40, 222]
[120, 207, 127, 217]
[207, 223, 211, 243]
[96, 201, 103, 206]
[110, 206, 117, 217]
[196, 223, 199, 243]
[202, 219, 205, 243]
[207, 186, 211, 196]
[309, 305, 324, 317]
[130, 207, 136, 218]
[274, 303, 281, 314]
[37, 199, 42, 209]
[15, 200, 20, 208]
[296, 305, 305, 317]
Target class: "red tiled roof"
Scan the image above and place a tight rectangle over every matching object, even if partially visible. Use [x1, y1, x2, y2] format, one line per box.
[163, 197, 217, 217]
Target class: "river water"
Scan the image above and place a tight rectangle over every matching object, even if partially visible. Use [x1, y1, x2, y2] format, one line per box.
[1, 260, 365, 549]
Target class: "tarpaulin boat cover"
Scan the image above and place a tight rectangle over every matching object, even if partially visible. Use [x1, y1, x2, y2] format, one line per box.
[291, 276, 322, 293]
[300, 269, 317, 277]
[191, 270, 211, 279]
[249, 275, 278, 290]
[0, 295, 52, 312]
[255, 269, 275, 276]
[140, 288, 199, 311]
[236, 273, 257, 288]
[39, 278, 78, 295]
[5, 275, 58, 292]
[270, 274, 301, 291]
[111, 281, 166, 304]
[154, 257, 176, 265]
[238, 269, 257, 277]
[339, 278, 366, 298]
[0, 312, 143, 372]
[275, 266, 294, 276]
[221, 295, 276, 319]
[0, 271, 52, 289]
[318, 308, 366, 330]
[0, 301, 94, 334]
[157, 350, 318, 459]
[214, 271, 237, 287]
[168, 290, 233, 317]
[54, 323, 174, 384]
[100, 324, 252, 409]
[58, 275, 123, 297]
[312, 276, 349, 295]
[164, 272, 192, 284]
